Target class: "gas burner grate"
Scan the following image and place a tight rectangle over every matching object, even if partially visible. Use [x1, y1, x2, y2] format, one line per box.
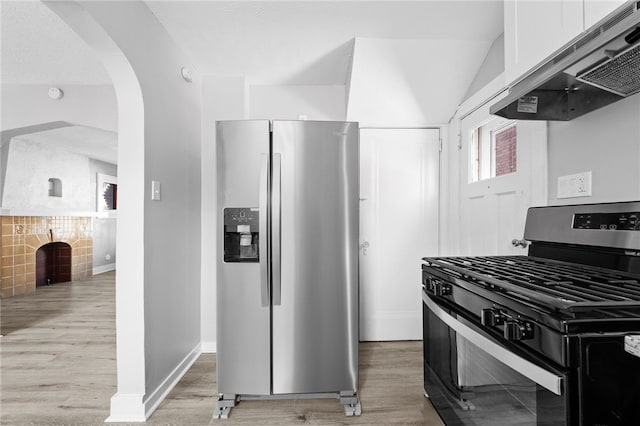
[424, 255, 640, 313]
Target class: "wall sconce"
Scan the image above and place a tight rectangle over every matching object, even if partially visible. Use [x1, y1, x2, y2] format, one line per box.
[48, 87, 64, 100]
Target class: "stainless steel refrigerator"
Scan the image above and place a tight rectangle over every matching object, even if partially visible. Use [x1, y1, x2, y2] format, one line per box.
[214, 120, 360, 418]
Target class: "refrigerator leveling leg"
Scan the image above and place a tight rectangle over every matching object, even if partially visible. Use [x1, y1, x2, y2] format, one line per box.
[213, 392, 362, 419]
[340, 391, 362, 416]
[213, 394, 237, 419]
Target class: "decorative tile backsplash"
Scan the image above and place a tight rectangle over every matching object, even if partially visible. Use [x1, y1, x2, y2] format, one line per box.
[0, 216, 93, 298]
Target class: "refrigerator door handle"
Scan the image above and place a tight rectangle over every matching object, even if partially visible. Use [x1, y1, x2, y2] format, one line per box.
[259, 153, 270, 307]
[272, 153, 282, 306]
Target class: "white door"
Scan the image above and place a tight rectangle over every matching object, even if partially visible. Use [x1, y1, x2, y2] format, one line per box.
[359, 128, 440, 341]
[458, 103, 547, 256]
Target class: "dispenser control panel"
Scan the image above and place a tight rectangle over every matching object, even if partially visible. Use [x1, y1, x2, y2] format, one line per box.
[573, 212, 640, 231]
[224, 207, 260, 262]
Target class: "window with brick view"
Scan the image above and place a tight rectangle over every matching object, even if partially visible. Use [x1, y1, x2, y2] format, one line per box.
[495, 125, 517, 177]
[469, 120, 517, 182]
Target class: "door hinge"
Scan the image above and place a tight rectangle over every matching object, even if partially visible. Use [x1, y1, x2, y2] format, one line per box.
[439, 138, 443, 152]
[457, 133, 462, 150]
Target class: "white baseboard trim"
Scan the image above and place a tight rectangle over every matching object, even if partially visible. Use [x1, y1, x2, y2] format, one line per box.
[201, 340, 217, 353]
[360, 311, 422, 341]
[143, 342, 202, 419]
[105, 393, 146, 423]
[93, 263, 116, 275]
[105, 343, 202, 423]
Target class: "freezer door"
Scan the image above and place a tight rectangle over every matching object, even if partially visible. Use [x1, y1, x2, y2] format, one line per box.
[271, 120, 359, 394]
[216, 120, 271, 395]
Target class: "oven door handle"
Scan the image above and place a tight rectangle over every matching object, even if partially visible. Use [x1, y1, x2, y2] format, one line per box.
[423, 292, 564, 396]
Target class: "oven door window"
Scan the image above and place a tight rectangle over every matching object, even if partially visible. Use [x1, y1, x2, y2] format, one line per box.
[423, 295, 567, 425]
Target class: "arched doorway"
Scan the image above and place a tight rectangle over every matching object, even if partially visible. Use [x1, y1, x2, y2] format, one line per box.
[35, 242, 72, 286]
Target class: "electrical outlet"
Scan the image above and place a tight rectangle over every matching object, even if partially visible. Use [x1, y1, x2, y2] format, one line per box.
[557, 172, 592, 199]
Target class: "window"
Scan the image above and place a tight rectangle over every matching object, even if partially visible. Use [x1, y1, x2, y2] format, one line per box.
[469, 119, 517, 183]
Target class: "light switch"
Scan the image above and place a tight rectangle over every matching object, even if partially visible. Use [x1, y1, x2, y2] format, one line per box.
[151, 180, 161, 201]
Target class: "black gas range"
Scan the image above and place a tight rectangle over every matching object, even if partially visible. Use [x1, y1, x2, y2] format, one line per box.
[422, 201, 640, 426]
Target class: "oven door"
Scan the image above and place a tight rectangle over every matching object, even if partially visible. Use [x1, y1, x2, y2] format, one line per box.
[423, 291, 568, 426]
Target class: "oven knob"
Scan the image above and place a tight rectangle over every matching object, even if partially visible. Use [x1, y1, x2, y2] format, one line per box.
[481, 308, 504, 326]
[504, 320, 533, 341]
[428, 279, 451, 296]
[434, 282, 451, 297]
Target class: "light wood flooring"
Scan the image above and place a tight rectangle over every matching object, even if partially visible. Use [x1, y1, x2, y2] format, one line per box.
[1, 272, 443, 425]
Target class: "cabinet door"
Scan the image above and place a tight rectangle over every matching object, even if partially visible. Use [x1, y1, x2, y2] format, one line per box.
[505, 0, 584, 84]
[584, 0, 627, 28]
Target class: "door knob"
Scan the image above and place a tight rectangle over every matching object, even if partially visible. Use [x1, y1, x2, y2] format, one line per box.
[359, 241, 370, 255]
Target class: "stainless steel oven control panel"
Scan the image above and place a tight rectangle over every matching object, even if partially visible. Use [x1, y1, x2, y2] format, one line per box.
[525, 201, 640, 250]
[573, 211, 640, 231]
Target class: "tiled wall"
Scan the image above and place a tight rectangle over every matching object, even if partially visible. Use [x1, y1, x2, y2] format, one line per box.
[0, 216, 93, 298]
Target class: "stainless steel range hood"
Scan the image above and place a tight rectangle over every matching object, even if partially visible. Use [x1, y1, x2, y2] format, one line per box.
[491, 1, 640, 121]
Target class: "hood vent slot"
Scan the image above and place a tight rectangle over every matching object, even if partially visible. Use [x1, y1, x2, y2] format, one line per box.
[577, 43, 640, 96]
[575, 30, 601, 51]
[602, 3, 636, 31]
[554, 45, 576, 64]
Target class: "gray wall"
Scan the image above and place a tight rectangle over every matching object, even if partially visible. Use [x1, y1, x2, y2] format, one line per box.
[71, 0, 202, 407]
[547, 94, 640, 205]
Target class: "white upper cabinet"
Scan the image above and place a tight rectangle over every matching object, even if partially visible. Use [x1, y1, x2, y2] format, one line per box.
[504, 0, 632, 85]
[584, 0, 628, 28]
[504, 0, 584, 85]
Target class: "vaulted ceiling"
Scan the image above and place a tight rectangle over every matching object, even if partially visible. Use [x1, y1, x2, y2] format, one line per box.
[1, 1, 504, 86]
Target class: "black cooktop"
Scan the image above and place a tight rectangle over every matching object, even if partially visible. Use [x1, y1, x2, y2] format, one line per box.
[423, 255, 640, 316]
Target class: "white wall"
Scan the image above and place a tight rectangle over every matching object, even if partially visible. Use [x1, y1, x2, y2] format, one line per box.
[0, 84, 117, 132]
[547, 94, 640, 205]
[462, 33, 504, 103]
[46, 1, 202, 421]
[346, 37, 494, 127]
[201, 75, 247, 353]
[2, 137, 92, 211]
[249, 85, 345, 120]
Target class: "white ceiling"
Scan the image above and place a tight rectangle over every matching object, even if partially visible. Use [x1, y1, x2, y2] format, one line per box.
[1, 0, 504, 86]
[1, 1, 112, 85]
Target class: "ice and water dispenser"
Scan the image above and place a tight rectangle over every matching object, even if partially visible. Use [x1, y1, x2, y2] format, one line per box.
[223, 208, 260, 262]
